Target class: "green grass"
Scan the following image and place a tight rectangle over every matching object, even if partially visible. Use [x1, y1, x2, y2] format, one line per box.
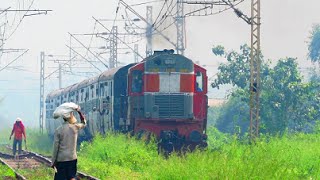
[17, 166, 54, 180]
[0, 164, 15, 179]
[0, 129, 54, 179]
[25, 129, 52, 156]
[77, 129, 320, 179]
[3, 127, 320, 179]
[0, 128, 52, 156]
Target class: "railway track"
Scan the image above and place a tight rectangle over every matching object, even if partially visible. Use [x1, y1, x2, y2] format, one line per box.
[0, 147, 99, 180]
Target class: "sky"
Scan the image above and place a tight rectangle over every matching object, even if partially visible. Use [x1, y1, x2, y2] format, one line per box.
[0, 0, 319, 128]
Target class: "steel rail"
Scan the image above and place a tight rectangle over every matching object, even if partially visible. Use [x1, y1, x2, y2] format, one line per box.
[1, 147, 100, 180]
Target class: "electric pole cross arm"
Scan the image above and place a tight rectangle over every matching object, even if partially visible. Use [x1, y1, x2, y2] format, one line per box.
[93, 16, 145, 60]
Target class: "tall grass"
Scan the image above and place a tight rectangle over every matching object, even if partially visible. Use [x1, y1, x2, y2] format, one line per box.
[17, 166, 54, 180]
[0, 164, 15, 178]
[3, 127, 320, 179]
[0, 128, 52, 155]
[25, 129, 52, 156]
[77, 129, 320, 179]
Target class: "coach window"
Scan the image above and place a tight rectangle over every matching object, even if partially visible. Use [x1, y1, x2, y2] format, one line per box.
[85, 88, 89, 101]
[100, 84, 104, 97]
[195, 71, 203, 92]
[96, 87, 99, 97]
[131, 70, 143, 93]
[75, 91, 79, 102]
[81, 89, 84, 102]
[91, 85, 95, 98]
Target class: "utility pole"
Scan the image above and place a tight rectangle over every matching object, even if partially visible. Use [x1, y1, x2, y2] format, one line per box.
[134, 44, 139, 63]
[69, 35, 72, 72]
[146, 6, 153, 57]
[109, 26, 118, 68]
[181, 0, 261, 141]
[249, 0, 261, 141]
[39, 52, 45, 134]
[59, 63, 62, 88]
[176, 0, 185, 55]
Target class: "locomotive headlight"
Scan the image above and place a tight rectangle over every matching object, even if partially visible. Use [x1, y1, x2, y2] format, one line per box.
[189, 130, 201, 142]
[145, 112, 151, 118]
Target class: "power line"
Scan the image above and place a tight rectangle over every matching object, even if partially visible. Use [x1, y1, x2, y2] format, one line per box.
[93, 16, 145, 60]
[66, 44, 103, 73]
[130, 0, 165, 7]
[69, 32, 109, 68]
[0, 49, 28, 72]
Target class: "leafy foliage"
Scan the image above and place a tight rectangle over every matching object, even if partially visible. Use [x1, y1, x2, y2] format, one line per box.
[215, 91, 249, 135]
[211, 45, 251, 89]
[308, 24, 320, 62]
[211, 45, 320, 134]
[212, 45, 225, 56]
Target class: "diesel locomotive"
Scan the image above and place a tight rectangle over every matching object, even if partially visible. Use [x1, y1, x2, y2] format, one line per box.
[45, 49, 208, 150]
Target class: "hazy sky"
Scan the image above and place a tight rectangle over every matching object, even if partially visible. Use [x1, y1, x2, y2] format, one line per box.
[0, 0, 319, 127]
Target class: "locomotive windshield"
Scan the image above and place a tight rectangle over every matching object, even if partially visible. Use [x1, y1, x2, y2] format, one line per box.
[131, 70, 143, 93]
[196, 71, 203, 92]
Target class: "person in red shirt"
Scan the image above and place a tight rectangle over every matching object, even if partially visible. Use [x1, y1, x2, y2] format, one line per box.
[9, 118, 26, 157]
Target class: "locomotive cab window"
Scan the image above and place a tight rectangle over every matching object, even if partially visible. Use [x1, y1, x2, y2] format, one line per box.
[195, 71, 203, 92]
[131, 70, 143, 93]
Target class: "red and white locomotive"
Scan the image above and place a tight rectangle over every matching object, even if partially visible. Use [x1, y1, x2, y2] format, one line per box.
[46, 49, 208, 150]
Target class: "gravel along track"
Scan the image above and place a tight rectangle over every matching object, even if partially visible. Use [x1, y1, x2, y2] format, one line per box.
[0, 151, 99, 180]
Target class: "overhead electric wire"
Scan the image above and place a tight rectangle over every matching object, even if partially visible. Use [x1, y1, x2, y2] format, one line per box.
[130, 0, 165, 7]
[152, 0, 168, 26]
[93, 16, 145, 59]
[184, 0, 245, 17]
[66, 44, 103, 73]
[44, 54, 84, 80]
[0, 49, 28, 72]
[0, 7, 11, 16]
[83, 21, 97, 58]
[104, 0, 122, 44]
[69, 32, 108, 68]
[4, 0, 36, 42]
[152, 0, 177, 32]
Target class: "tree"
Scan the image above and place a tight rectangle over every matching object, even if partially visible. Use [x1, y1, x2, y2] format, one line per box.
[308, 24, 320, 63]
[211, 44, 251, 89]
[212, 45, 320, 135]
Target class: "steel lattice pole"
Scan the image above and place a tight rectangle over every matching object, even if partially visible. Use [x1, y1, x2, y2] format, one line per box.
[146, 6, 153, 57]
[109, 26, 118, 68]
[176, 0, 185, 55]
[249, 0, 261, 142]
[39, 52, 45, 134]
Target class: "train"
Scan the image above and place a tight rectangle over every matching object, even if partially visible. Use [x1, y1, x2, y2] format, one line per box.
[45, 49, 208, 151]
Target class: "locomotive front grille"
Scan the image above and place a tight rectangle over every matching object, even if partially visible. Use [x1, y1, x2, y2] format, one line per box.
[154, 95, 185, 118]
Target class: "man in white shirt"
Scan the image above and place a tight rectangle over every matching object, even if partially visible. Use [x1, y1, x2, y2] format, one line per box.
[51, 107, 86, 180]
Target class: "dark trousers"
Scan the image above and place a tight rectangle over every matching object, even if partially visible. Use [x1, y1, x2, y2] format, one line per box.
[13, 139, 22, 156]
[54, 159, 77, 180]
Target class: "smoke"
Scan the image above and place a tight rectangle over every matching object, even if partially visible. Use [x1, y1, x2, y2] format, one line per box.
[151, 0, 177, 50]
[0, 114, 12, 135]
[0, 97, 12, 131]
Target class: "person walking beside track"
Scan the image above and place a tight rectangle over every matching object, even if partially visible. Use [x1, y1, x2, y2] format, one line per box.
[51, 103, 86, 180]
[9, 117, 26, 159]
